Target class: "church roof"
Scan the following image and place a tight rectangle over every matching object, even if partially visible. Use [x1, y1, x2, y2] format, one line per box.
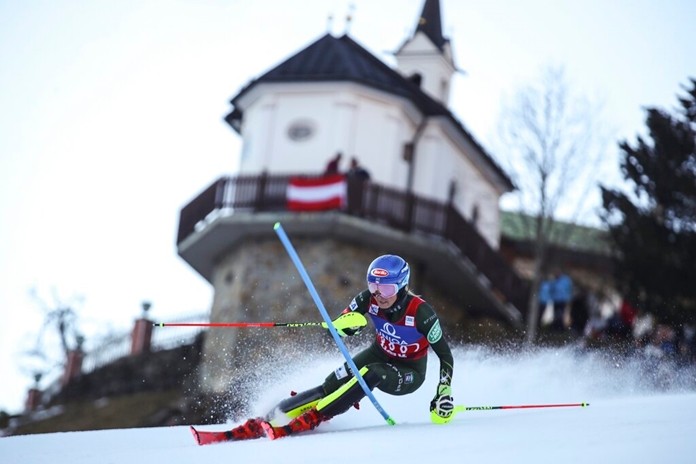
[229, 34, 446, 116]
[226, 33, 513, 190]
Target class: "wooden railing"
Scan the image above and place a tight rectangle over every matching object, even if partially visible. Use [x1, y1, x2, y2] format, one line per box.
[177, 173, 530, 314]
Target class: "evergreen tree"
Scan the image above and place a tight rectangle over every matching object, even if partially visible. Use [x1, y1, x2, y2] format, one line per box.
[600, 78, 696, 324]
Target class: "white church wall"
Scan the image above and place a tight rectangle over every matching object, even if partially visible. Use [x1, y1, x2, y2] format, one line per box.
[237, 83, 417, 186]
[451, 152, 501, 248]
[412, 124, 501, 248]
[350, 99, 412, 190]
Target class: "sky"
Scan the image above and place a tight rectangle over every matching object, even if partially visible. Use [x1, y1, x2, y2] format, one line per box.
[1, 0, 695, 414]
[2, 346, 695, 462]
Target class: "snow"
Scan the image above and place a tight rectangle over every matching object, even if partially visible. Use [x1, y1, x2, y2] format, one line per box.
[2, 346, 695, 463]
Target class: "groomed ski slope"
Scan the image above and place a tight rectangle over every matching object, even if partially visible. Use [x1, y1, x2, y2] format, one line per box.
[2, 346, 695, 463]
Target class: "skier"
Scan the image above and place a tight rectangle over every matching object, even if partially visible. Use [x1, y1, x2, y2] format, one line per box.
[192, 254, 455, 443]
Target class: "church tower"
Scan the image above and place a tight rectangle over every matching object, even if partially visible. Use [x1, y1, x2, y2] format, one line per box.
[394, 0, 457, 104]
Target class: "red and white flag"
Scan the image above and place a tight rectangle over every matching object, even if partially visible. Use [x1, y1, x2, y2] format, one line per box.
[287, 174, 346, 211]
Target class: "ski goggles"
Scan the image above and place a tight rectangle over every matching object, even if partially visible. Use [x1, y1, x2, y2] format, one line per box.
[368, 282, 399, 298]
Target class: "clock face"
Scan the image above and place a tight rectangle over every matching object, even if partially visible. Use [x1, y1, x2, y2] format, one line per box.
[287, 120, 315, 141]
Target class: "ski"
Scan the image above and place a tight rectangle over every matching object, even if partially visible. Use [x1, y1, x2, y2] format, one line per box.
[190, 418, 265, 445]
[190, 426, 235, 445]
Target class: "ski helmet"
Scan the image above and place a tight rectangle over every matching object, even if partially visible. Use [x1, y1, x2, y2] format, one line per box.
[366, 254, 410, 298]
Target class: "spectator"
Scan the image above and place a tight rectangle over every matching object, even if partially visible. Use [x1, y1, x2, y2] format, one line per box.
[606, 298, 638, 340]
[632, 310, 655, 345]
[644, 324, 677, 358]
[346, 157, 371, 216]
[582, 290, 606, 340]
[676, 324, 695, 365]
[569, 289, 589, 336]
[537, 277, 552, 328]
[347, 157, 370, 182]
[550, 270, 573, 332]
[324, 152, 343, 175]
[619, 298, 638, 330]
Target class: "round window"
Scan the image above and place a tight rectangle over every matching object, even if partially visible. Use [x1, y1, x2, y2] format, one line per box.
[287, 120, 315, 142]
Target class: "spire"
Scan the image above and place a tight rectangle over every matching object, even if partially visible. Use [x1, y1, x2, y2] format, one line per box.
[416, 0, 446, 50]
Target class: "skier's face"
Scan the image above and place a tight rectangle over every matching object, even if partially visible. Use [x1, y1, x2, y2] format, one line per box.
[373, 292, 398, 308]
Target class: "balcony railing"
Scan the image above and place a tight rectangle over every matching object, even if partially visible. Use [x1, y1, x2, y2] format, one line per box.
[177, 173, 530, 315]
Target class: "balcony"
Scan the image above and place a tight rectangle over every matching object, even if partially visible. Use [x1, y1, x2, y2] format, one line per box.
[176, 173, 530, 326]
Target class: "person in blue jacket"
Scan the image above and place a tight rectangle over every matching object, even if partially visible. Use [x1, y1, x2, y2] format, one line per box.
[537, 276, 552, 326]
[551, 270, 573, 331]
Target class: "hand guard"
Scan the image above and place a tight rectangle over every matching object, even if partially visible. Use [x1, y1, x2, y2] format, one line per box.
[430, 383, 455, 424]
[322, 311, 367, 338]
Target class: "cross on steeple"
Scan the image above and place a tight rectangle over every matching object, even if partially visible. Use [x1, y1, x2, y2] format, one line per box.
[345, 3, 355, 34]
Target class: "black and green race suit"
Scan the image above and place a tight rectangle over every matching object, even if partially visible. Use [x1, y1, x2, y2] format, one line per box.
[318, 289, 454, 416]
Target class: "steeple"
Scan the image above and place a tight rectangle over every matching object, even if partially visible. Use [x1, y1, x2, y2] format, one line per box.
[416, 0, 447, 51]
[394, 0, 456, 104]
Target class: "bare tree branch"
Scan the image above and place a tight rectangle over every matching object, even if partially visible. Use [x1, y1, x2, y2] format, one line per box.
[494, 64, 610, 343]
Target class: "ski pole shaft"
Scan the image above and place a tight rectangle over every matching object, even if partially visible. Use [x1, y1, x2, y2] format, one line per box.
[455, 402, 589, 412]
[154, 321, 323, 328]
[155, 312, 366, 330]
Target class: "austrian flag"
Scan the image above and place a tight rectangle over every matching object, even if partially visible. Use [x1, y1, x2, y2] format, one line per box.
[287, 174, 346, 211]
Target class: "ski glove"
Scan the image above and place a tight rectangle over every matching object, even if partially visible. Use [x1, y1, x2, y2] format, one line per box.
[430, 383, 455, 424]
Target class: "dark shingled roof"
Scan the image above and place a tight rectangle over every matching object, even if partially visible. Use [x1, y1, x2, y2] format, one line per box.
[226, 33, 513, 190]
[229, 34, 447, 117]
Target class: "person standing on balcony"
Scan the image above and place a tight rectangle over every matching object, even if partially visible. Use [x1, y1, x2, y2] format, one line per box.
[346, 157, 371, 215]
[347, 157, 370, 182]
[324, 151, 343, 175]
[192, 254, 455, 444]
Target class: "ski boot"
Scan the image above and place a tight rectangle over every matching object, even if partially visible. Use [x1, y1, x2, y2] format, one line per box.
[261, 407, 327, 440]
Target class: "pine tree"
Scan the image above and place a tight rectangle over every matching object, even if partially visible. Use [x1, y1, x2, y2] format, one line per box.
[600, 78, 696, 324]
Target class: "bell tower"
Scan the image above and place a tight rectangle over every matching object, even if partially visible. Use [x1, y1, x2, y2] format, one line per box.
[394, 0, 457, 104]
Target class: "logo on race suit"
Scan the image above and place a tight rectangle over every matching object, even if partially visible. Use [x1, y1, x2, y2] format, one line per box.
[405, 315, 415, 326]
[427, 320, 443, 343]
[378, 321, 420, 359]
[349, 299, 358, 311]
[381, 322, 401, 339]
[370, 268, 389, 277]
[368, 304, 379, 315]
[334, 365, 349, 380]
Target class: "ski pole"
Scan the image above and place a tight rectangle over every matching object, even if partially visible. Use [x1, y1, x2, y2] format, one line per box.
[155, 311, 367, 330]
[433, 401, 589, 424]
[455, 402, 590, 413]
[154, 321, 324, 328]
